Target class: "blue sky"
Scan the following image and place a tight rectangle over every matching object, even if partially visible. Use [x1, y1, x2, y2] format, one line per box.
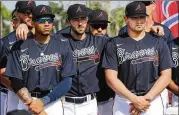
[2, 1, 129, 11]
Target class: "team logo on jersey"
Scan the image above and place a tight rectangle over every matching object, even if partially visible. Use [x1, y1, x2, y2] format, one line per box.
[172, 52, 179, 67]
[20, 53, 62, 71]
[117, 47, 158, 65]
[72, 46, 100, 64]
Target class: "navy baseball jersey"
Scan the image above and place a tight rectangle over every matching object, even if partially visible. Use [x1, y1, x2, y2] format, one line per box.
[56, 26, 71, 35]
[118, 22, 175, 52]
[56, 33, 108, 96]
[102, 33, 174, 93]
[171, 38, 179, 86]
[0, 39, 4, 62]
[5, 35, 76, 91]
[0, 31, 18, 68]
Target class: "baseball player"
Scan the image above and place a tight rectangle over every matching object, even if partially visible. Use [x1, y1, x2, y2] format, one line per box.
[88, 9, 115, 115]
[119, 1, 175, 112]
[0, 39, 7, 115]
[11, 9, 21, 30]
[168, 37, 179, 107]
[54, 4, 109, 115]
[5, 5, 76, 115]
[0, 1, 36, 113]
[102, 2, 174, 115]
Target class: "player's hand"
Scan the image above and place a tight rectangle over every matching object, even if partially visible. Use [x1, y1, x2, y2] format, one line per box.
[130, 104, 141, 115]
[132, 96, 150, 111]
[150, 25, 164, 36]
[16, 23, 29, 40]
[29, 99, 45, 114]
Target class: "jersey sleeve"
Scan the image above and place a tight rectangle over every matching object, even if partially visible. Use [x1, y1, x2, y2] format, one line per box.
[5, 44, 23, 80]
[0, 40, 4, 62]
[158, 39, 174, 71]
[60, 41, 76, 78]
[101, 39, 118, 71]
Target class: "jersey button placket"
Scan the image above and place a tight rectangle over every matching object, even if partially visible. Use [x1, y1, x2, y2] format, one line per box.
[135, 41, 141, 92]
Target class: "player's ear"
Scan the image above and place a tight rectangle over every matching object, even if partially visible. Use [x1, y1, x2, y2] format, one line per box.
[66, 18, 71, 26]
[124, 16, 128, 24]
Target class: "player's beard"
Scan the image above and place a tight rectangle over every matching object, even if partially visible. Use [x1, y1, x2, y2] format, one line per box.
[40, 33, 50, 37]
[71, 25, 86, 35]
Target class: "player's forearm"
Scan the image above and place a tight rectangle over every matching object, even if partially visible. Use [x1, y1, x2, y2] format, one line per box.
[105, 69, 137, 103]
[167, 80, 179, 95]
[0, 75, 12, 89]
[17, 87, 32, 104]
[145, 68, 172, 100]
[40, 76, 72, 105]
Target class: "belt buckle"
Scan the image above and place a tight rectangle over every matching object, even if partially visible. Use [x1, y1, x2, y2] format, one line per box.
[32, 92, 41, 97]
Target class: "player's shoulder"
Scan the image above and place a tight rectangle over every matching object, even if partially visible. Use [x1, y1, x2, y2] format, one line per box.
[2, 31, 16, 44]
[106, 35, 126, 46]
[146, 32, 166, 45]
[56, 26, 70, 35]
[51, 34, 71, 48]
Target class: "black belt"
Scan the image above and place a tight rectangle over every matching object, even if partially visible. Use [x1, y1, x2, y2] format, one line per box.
[133, 92, 147, 96]
[65, 94, 96, 104]
[30, 90, 50, 98]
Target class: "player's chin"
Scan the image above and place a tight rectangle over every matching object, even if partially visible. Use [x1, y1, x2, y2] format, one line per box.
[42, 32, 50, 36]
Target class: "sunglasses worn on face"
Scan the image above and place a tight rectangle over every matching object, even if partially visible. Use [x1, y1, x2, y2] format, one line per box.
[36, 18, 54, 24]
[91, 24, 107, 29]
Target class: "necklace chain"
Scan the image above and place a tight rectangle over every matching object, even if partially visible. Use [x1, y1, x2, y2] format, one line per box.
[33, 39, 50, 56]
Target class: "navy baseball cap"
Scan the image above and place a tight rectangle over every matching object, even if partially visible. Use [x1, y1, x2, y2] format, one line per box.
[125, 2, 148, 18]
[88, 9, 110, 23]
[15, 1, 36, 12]
[67, 4, 89, 19]
[32, 5, 55, 20]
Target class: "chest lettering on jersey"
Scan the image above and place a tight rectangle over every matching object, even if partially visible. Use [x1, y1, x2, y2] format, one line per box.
[72, 46, 100, 64]
[172, 52, 179, 67]
[117, 47, 158, 65]
[20, 53, 62, 71]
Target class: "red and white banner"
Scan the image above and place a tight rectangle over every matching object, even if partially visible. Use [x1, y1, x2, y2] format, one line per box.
[153, 1, 179, 38]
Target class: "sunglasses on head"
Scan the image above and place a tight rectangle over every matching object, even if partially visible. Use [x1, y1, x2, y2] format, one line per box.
[35, 17, 54, 24]
[90, 24, 108, 29]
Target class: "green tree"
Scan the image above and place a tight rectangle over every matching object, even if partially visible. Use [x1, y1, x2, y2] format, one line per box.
[0, 2, 11, 38]
[109, 7, 125, 36]
[49, 1, 67, 33]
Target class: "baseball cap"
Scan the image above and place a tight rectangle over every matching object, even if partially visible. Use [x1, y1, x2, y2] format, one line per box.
[15, 1, 36, 12]
[125, 2, 148, 18]
[67, 4, 89, 20]
[88, 9, 110, 23]
[32, 5, 55, 20]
